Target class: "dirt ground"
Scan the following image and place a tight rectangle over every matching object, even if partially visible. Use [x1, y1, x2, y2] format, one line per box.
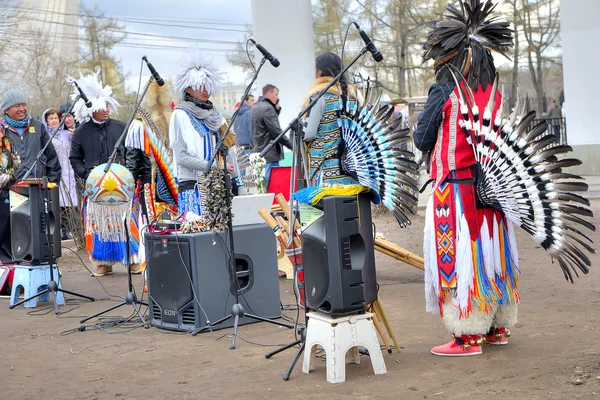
[2, 201, 600, 400]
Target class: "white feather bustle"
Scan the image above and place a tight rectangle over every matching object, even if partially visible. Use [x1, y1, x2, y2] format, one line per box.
[68, 70, 120, 124]
[173, 48, 224, 99]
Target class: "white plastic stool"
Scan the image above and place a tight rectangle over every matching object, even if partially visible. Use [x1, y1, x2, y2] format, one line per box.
[302, 311, 387, 384]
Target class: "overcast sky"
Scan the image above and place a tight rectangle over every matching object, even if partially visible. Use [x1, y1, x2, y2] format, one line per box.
[80, 0, 253, 89]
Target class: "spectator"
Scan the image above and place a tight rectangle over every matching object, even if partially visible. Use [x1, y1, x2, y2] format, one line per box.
[548, 98, 562, 141]
[234, 94, 255, 156]
[43, 108, 78, 239]
[252, 84, 292, 188]
[0, 89, 61, 262]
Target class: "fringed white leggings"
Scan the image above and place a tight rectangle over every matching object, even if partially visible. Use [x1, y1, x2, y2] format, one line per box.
[442, 301, 518, 336]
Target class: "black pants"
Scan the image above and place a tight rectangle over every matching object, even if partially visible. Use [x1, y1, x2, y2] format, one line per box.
[0, 189, 12, 263]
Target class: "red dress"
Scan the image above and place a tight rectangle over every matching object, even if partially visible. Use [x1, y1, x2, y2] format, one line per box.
[419, 83, 520, 317]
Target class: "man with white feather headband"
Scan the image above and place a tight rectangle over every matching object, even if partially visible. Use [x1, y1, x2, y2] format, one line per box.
[169, 48, 233, 216]
[69, 71, 147, 277]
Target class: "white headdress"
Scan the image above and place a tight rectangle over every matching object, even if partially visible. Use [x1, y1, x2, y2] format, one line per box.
[68, 70, 120, 124]
[173, 48, 224, 100]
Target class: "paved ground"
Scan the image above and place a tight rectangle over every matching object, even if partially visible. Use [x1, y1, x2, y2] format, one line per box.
[1, 201, 600, 400]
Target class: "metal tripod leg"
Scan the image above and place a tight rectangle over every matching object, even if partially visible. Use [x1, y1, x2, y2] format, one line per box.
[283, 342, 305, 381]
[265, 339, 302, 359]
[245, 313, 294, 329]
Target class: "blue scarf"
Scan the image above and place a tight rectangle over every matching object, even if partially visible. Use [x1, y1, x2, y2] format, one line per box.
[5, 114, 30, 128]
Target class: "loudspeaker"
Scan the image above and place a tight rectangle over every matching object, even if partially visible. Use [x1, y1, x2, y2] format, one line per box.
[10, 185, 61, 262]
[302, 194, 377, 316]
[145, 224, 281, 332]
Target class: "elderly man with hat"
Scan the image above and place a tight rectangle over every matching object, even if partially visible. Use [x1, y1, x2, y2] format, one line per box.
[0, 89, 61, 262]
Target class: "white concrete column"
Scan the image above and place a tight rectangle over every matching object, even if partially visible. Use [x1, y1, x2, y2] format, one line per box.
[251, 0, 315, 131]
[560, 0, 600, 174]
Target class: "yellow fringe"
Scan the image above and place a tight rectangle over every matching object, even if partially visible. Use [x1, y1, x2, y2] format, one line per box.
[308, 185, 370, 205]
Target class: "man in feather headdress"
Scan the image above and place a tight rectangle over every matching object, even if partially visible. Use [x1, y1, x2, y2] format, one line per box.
[169, 48, 234, 216]
[414, 0, 517, 356]
[69, 71, 147, 277]
[124, 81, 178, 221]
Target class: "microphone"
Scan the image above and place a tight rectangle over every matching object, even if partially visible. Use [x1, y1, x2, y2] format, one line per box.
[250, 39, 280, 68]
[72, 80, 93, 108]
[353, 23, 383, 63]
[142, 56, 165, 86]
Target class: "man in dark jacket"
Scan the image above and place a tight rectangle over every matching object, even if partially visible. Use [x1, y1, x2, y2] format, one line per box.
[0, 89, 61, 262]
[234, 94, 255, 155]
[69, 106, 126, 181]
[252, 84, 292, 188]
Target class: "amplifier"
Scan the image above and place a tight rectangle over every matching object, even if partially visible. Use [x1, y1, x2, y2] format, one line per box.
[144, 224, 282, 332]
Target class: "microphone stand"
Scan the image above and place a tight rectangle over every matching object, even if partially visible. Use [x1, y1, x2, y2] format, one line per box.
[10, 98, 96, 313]
[191, 56, 294, 348]
[79, 76, 157, 326]
[263, 45, 370, 381]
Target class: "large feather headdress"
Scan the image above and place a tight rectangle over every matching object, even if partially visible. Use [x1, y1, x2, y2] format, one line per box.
[68, 70, 120, 124]
[173, 48, 224, 99]
[423, 0, 513, 89]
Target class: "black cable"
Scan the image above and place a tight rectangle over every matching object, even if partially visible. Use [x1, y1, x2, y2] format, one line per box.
[133, 58, 144, 108]
[62, 246, 124, 300]
[341, 22, 354, 65]
[172, 230, 216, 337]
[214, 232, 281, 320]
[246, 38, 257, 73]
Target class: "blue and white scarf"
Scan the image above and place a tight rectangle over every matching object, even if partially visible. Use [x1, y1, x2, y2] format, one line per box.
[4, 114, 30, 129]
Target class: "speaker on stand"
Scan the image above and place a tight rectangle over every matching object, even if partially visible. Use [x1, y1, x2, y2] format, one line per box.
[145, 224, 284, 332]
[301, 194, 377, 316]
[10, 184, 61, 263]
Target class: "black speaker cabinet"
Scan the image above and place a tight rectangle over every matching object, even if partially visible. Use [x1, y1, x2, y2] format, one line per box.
[10, 185, 61, 262]
[145, 224, 282, 332]
[302, 194, 377, 316]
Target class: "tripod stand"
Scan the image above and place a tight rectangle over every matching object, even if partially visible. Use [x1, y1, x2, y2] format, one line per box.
[9, 98, 95, 313]
[261, 46, 371, 380]
[79, 72, 159, 326]
[190, 56, 293, 347]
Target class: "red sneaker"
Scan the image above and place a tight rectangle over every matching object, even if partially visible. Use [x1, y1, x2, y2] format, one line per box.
[431, 335, 483, 357]
[485, 327, 510, 346]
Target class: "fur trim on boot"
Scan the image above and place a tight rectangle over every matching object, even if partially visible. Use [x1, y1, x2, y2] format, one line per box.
[492, 303, 518, 328]
[442, 301, 496, 336]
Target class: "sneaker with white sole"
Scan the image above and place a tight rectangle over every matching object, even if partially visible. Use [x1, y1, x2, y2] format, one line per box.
[485, 327, 510, 346]
[93, 265, 113, 277]
[431, 335, 484, 357]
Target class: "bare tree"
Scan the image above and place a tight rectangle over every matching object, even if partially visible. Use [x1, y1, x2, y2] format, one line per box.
[79, 6, 127, 93]
[519, 0, 561, 113]
[226, 25, 256, 79]
[0, 1, 23, 84]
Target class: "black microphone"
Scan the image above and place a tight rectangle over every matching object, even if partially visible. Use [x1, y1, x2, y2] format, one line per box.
[73, 81, 92, 108]
[250, 39, 280, 68]
[142, 56, 165, 86]
[354, 23, 383, 63]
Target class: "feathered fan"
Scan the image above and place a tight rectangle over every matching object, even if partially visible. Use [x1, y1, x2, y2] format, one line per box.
[338, 87, 420, 227]
[449, 68, 595, 282]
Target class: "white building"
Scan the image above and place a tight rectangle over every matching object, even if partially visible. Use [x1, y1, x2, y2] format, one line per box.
[561, 0, 600, 175]
[16, 0, 79, 62]
[212, 84, 248, 117]
[251, 0, 315, 133]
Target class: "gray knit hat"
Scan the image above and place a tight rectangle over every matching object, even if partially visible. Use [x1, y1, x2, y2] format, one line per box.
[2, 89, 27, 112]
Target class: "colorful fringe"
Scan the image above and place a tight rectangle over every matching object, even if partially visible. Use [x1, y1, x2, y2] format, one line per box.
[83, 194, 144, 265]
[293, 184, 371, 206]
[423, 168, 519, 317]
[127, 118, 178, 206]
